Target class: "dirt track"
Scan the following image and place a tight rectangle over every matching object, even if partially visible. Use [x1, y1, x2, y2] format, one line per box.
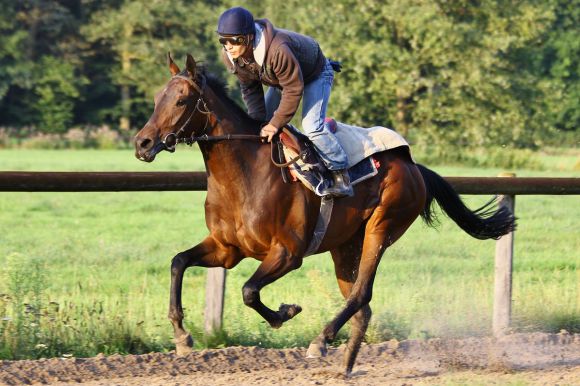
[1, 332, 579, 385]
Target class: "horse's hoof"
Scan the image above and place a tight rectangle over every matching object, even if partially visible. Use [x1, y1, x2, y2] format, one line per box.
[269, 304, 302, 329]
[174, 334, 193, 356]
[306, 340, 327, 358]
[279, 303, 302, 321]
[175, 344, 193, 356]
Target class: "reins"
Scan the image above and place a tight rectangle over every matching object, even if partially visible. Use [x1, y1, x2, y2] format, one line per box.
[164, 72, 301, 168]
[270, 145, 301, 167]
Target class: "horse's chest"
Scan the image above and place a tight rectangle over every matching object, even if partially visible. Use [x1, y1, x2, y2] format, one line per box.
[208, 205, 270, 254]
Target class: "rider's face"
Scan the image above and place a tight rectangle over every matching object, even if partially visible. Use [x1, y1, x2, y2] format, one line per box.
[224, 42, 247, 59]
[220, 35, 252, 59]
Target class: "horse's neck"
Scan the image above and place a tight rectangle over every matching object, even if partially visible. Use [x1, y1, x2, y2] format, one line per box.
[203, 87, 260, 138]
[198, 89, 271, 186]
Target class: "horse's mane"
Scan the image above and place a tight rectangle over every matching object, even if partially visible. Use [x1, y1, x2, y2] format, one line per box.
[184, 67, 261, 126]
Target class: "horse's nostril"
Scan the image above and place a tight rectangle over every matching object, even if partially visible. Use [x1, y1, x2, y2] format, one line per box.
[139, 138, 152, 149]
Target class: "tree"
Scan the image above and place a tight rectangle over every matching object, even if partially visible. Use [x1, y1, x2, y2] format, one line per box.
[0, 0, 85, 131]
[82, 0, 219, 131]
[535, 0, 579, 139]
[261, 0, 554, 150]
[33, 56, 87, 133]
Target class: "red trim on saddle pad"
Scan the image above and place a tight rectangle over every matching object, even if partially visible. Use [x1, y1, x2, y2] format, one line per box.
[372, 157, 381, 170]
[324, 117, 337, 133]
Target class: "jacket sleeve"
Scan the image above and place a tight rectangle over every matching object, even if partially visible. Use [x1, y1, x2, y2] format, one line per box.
[268, 44, 304, 129]
[241, 80, 266, 122]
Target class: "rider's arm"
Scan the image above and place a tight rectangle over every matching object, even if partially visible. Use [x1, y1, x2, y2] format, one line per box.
[268, 44, 304, 130]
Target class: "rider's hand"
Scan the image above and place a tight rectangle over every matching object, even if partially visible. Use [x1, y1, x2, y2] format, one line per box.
[260, 123, 279, 143]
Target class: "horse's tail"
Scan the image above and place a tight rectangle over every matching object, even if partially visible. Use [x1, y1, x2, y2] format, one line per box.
[417, 164, 516, 240]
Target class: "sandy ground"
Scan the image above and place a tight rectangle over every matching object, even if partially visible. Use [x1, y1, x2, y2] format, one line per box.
[1, 332, 579, 386]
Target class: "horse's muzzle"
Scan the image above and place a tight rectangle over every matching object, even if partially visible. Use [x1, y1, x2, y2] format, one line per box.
[135, 136, 159, 162]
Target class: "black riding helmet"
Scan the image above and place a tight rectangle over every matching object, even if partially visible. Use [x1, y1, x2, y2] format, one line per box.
[217, 7, 255, 36]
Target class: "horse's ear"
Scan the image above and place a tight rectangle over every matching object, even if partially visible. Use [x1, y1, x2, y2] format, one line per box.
[168, 52, 180, 76]
[185, 54, 196, 79]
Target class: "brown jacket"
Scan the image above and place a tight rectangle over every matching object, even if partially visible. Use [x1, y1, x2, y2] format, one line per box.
[221, 19, 326, 129]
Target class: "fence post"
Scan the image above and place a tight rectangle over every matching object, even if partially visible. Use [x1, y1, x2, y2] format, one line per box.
[204, 267, 226, 334]
[493, 172, 516, 337]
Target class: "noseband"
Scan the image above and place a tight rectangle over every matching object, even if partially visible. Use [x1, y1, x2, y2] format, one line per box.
[160, 73, 261, 152]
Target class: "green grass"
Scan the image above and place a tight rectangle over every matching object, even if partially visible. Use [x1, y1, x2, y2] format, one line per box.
[0, 148, 578, 359]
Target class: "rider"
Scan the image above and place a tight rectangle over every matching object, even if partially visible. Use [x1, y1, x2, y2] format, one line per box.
[216, 7, 353, 197]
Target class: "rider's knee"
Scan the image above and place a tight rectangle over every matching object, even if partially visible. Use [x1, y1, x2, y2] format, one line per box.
[301, 118, 325, 136]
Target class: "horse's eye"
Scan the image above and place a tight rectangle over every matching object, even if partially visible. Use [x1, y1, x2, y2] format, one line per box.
[176, 99, 187, 107]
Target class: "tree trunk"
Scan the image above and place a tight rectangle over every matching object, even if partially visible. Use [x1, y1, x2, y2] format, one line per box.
[395, 88, 409, 138]
[119, 25, 133, 131]
[120, 84, 130, 131]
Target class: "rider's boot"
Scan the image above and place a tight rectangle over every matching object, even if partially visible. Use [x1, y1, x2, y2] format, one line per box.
[321, 169, 354, 198]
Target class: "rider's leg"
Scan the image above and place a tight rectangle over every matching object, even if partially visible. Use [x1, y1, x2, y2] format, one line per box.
[264, 86, 282, 122]
[302, 60, 353, 197]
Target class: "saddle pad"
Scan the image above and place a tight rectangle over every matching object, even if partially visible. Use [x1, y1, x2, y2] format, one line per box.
[333, 123, 412, 168]
[284, 152, 379, 196]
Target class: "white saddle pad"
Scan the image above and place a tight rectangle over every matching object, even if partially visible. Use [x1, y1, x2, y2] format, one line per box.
[333, 122, 412, 168]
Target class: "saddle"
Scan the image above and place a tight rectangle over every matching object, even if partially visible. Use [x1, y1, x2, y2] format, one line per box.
[278, 124, 325, 165]
[271, 121, 379, 196]
[277, 119, 338, 162]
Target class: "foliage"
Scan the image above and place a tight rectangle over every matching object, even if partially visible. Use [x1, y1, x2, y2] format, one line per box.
[81, 0, 220, 129]
[412, 145, 544, 170]
[263, 0, 559, 149]
[0, 0, 578, 148]
[33, 56, 88, 133]
[0, 253, 46, 359]
[536, 0, 580, 133]
[0, 125, 129, 150]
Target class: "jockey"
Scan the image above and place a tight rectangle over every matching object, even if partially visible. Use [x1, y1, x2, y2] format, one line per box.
[216, 7, 353, 197]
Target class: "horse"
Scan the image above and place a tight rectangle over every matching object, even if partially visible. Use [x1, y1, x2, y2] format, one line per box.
[134, 53, 515, 374]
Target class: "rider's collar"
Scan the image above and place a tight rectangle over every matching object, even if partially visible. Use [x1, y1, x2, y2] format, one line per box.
[253, 22, 266, 66]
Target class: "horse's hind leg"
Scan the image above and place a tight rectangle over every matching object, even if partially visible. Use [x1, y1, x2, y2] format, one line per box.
[308, 228, 371, 373]
[307, 162, 425, 373]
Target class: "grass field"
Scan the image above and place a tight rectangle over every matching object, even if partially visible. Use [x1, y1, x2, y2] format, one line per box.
[0, 148, 578, 360]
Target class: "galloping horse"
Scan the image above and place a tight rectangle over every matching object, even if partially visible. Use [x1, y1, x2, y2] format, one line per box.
[134, 54, 515, 374]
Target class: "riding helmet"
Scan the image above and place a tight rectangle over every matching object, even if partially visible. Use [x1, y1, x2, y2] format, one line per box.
[217, 7, 255, 36]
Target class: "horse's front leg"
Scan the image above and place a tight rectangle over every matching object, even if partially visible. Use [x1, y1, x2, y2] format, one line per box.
[169, 236, 236, 355]
[242, 244, 303, 328]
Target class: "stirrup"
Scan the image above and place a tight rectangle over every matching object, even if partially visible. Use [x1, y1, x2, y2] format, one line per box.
[320, 170, 354, 198]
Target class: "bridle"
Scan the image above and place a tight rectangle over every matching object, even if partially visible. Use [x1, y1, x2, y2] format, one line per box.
[158, 72, 301, 168]
[159, 73, 262, 152]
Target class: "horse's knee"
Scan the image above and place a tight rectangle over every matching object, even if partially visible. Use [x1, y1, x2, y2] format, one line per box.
[170, 252, 189, 276]
[350, 288, 373, 310]
[242, 284, 259, 307]
[362, 305, 372, 320]
[353, 305, 372, 326]
[360, 290, 373, 307]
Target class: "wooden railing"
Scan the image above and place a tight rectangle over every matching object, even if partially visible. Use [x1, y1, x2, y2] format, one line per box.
[1, 172, 579, 194]
[1, 171, 579, 336]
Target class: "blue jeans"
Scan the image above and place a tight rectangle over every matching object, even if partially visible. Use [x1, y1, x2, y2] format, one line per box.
[265, 60, 349, 170]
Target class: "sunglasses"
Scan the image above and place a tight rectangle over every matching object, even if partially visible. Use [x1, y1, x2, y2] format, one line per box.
[218, 35, 247, 46]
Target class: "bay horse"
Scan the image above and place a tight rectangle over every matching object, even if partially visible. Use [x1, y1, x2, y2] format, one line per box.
[134, 54, 515, 374]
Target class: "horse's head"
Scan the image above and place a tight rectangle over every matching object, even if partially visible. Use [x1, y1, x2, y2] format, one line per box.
[134, 53, 208, 162]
